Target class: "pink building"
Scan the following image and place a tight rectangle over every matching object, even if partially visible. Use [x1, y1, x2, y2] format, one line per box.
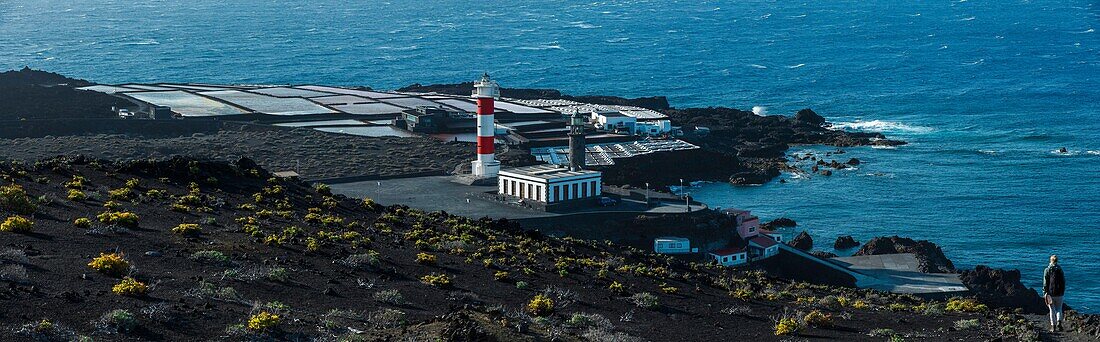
[723, 208, 761, 239]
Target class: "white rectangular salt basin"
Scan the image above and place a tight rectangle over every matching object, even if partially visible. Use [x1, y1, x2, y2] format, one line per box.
[314, 126, 416, 137]
[125, 91, 248, 117]
[296, 85, 406, 99]
[274, 119, 367, 127]
[200, 90, 337, 116]
[312, 95, 376, 105]
[332, 103, 406, 115]
[249, 87, 336, 98]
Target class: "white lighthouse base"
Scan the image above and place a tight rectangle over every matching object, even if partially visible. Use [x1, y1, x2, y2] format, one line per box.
[471, 160, 500, 179]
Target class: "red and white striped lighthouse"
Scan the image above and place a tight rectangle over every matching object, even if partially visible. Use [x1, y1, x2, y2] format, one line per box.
[471, 73, 501, 178]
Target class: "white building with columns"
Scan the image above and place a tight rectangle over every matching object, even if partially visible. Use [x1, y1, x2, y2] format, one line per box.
[498, 164, 602, 204]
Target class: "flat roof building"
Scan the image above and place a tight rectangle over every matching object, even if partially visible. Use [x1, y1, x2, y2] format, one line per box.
[498, 164, 602, 206]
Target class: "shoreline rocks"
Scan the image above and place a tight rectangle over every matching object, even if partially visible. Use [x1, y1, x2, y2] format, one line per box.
[834, 235, 860, 250]
[959, 265, 1046, 314]
[788, 231, 813, 251]
[854, 236, 956, 273]
[762, 217, 797, 229]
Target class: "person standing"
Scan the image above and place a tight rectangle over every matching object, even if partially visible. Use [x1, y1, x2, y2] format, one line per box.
[1043, 255, 1066, 332]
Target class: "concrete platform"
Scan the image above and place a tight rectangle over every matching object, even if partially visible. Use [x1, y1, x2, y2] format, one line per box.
[329, 175, 706, 220]
[830, 253, 969, 295]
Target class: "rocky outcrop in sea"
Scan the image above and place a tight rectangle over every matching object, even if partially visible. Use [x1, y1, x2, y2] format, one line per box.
[855, 236, 956, 273]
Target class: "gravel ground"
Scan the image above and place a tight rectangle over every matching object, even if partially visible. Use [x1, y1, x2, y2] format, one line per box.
[0, 128, 474, 180]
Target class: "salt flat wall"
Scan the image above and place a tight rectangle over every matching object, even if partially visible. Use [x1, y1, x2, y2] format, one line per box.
[0, 118, 291, 139]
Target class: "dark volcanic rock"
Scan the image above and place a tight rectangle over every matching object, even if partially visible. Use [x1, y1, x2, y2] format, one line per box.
[762, 217, 797, 229]
[855, 236, 956, 273]
[834, 236, 861, 250]
[846, 158, 861, 166]
[794, 108, 826, 126]
[812, 251, 839, 259]
[598, 148, 740, 188]
[788, 231, 813, 251]
[960, 265, 1046, 314]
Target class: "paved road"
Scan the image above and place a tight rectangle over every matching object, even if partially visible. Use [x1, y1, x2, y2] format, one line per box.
[329, 175, 706, 219]
[830, 253, 968, 295]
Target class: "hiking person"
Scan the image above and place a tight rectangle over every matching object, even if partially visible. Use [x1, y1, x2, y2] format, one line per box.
[1043, 254, 1066, 332]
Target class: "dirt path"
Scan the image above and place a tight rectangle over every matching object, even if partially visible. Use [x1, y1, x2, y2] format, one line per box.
[1027, 314, 1095, 342]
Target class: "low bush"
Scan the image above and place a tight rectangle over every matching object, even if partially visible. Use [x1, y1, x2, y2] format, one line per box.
[0, 184, 36, 214]
[804, 310, 833, 327]
[373, 289, 407, 305]
[494, 271, 510, 282]
[527, 294, 555, 316]
[73, 217, 92, 228]
[415, 252, 437, 265]
[97, 211, 139, 228]
[172, 223, 201, 236]
[630, 292, 659, 309]
[66, 189, 86, 201]
[954, 318, 980, 330]
[774, 316, 802, 336]
[608, 281, 626, 294]
[247, 311, 281, 332]
[112, 277, 148, 296]
[946, 297, 988, 313]
[1, 216, 33, 233]
[420, 273, 452, 287]
[190, 250, 230, 265]
[88, 253, 130, 277]
[96, 309, 137, 334]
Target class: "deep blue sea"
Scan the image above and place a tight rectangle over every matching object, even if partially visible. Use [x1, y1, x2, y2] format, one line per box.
[1, 0, 1097, 310]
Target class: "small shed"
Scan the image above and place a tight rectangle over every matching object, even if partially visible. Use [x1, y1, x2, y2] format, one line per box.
[653, 237, 692, 254]
[749, 235, 780, 259]
[709, 247, 748, 267]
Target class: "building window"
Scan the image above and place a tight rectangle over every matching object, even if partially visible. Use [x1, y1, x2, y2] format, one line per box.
[572, 183, 579, 198]
[591, 181, 597, 196]
[553, 185, 560, 202]
[511, 180, 517, 196]
[502, 180, 508, 195]
[527, 184, 533, 200]
[519, 182, 525, 198]
[581, 183, 588, 198]
[535, 185, 541, 201]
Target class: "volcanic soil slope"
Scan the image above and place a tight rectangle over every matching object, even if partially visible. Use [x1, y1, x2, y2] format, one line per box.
[0, 156, 1045, 341]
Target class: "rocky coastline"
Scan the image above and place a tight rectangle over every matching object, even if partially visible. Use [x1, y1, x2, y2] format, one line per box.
[398, 82, 905, 188]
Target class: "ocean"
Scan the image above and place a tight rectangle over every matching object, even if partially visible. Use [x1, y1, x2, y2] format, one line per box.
[1, 0, 1097, 311]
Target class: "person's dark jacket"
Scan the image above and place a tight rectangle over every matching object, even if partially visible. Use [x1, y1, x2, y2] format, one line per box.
[1044, 263, 1066, 297]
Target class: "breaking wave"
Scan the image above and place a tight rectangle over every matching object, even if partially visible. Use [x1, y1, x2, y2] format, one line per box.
[830, 120, 934, 134]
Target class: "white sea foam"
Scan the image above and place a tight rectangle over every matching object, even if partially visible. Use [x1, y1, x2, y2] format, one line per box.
[1072, 28, 1094, 34]
[959, 16, 976, 21]
[1087, 150, 1100, 155]
[978, 149, 999, 155]
[606, 37, 629, 43]
[749, 64, 768, 69]
[752, 106, 768, 116]
[964, 59, 985, 65]
[569, 21, 600, 29]
[871, 145, 898, 150]
[830, 120, 934, 134]
[123, 39, 159, 46]
[516, 44, 563, 51]
[787, 63, 806, 69]
[1050, 149, 1079, 156]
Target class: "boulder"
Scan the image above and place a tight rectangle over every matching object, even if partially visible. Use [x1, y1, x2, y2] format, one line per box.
[834, 236, 860, 250]
[818, 170, 832, 176]
[959, 265, 1046, 314]
[794, 108, 826, 126]
[854, 236, 956, 273]
[762, 217, 797, 229]
[846, 158, 861, 166]
[812, 251, 838, 259]
[788, 231, 813, 251]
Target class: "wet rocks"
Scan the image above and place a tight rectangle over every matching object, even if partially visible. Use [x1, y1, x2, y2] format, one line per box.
[788, 231, 813, 251]
[855, 236, 956, 273]
[794, 108, 827, 126]
[812, 251, 838, 259]
[834, 236, 860, 250]
[959, 265, 1046, 314]
[762, 217, 797, 229]
[846, 158, 861, 166]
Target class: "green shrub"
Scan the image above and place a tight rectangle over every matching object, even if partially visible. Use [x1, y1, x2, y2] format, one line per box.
[73, 217, 92, 228]
[88, 253, 130, 277]
[247, 311, 280, 332]
[629, 292, 659, 309]
[112, 277, 148, 296]
[420, 273, 452, 287]
[415, 252, 437, 265]
[0, 216, 33, 233]
[66, 189, 87, 201]
[0, 184, 36, 214]
[172, 223, 201, 236]
[190, 250, 230, 265]
[954, 318, 980, 330]
[527, 294, 554, 316]
[97, 211, 139, 227]
[946, 297, 988, 313]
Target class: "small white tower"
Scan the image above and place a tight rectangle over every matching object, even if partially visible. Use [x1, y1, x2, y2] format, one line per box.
[471, 73, 501, 179]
